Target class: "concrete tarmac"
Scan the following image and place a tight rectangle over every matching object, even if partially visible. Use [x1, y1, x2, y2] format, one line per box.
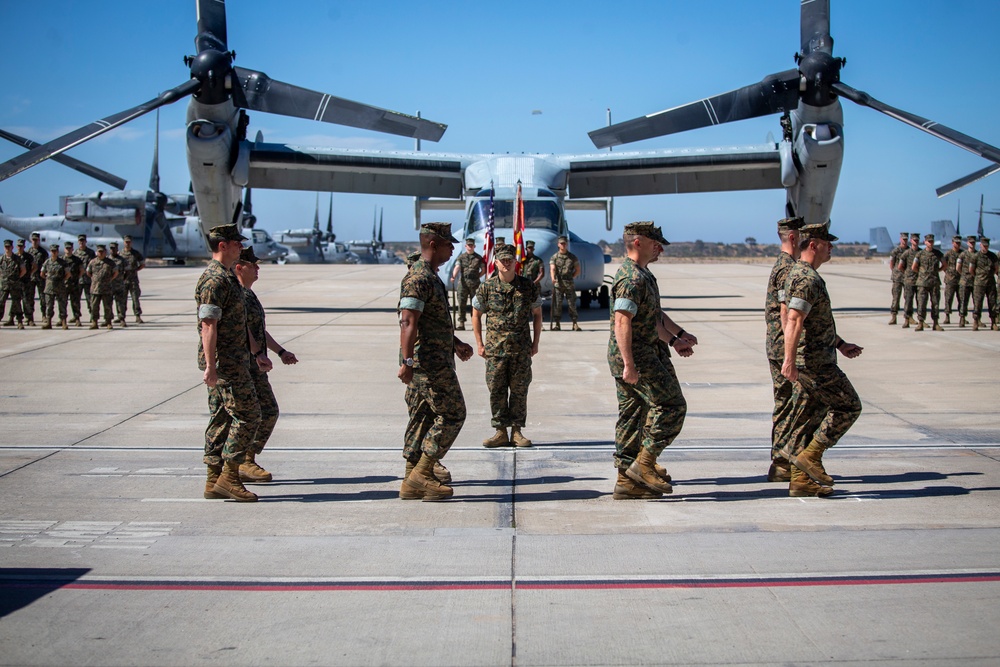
[0, 260, 998, 667]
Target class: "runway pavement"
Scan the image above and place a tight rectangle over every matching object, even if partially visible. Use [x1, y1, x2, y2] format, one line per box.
[0, 259, 998, 666]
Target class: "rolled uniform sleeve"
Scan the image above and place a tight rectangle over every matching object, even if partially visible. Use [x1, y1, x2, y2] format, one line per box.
[399, 297, 425, 312]
[199, 303, 223, 320]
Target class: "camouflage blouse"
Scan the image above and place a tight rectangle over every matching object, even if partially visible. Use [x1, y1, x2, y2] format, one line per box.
[41, 257, 70, 294]
[399, 258, 454, 371]
[765, 251, 796, 361]
[196, 259, 250, 378]
[914, 248, 943, 288]
[242, 286, 268, 376]
[87, 257, 117, 295]
[957, 249, 976, 285]
[74, 247, 96, 282]
[969, 250, 999, 287]
[889, 244, 907, 282]
[519, 255, 544, 283]
[455, 251, 484, 284]
[0, 254, 22, 286]
[473, 274, 540, 357]
[62, 253, 83, 283]
[785, 260, 838, 368]
[15, 252, 32, 284]
[901, 247, 919, 285]
[120, 248, 145, 282]
[26, 246, 46, 282]
[109, 254, 128, 291]
[607, 257, 661, 378]
[942, 248, 961, 284]
[550, 251, 579, 283]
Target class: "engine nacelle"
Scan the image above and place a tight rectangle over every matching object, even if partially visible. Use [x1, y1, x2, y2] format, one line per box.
[61, 197, 142, 225]
[786, 102, 845, 224]
[185, 99, 244, 235]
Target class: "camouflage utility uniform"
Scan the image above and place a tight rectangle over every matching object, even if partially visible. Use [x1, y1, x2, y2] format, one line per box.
[942, 245, 961, 319]
[26, 241, 48, 322]
[473, 272, 541, 429]
[765, 250, 801, 463]
[109, 250, 129, 323]
[120, 246, 145, 319]
[74, 245, 96, 314]
[608, 257, 686, 471]
[15, 247, 34, 324]
[400, 257, 466, 464]
[0, 251, 24, 325]
[784, 260, 862, 457]
[62, 249, 84, 323]
[197, 259, 260, 465]
[550, 250, 579, 326]
[454, 250, 484, 327]
[888, 240, 907, 317]
[914, 245, 943, 326]
[957, 240, 976, 321]
[87, 256, 117, 327]
[900, 241, 919, 323]
[969, 247, 999, 328]
[242, 285, 279, 455]
[41, 255, 70, 324]
[519, 254, 544, 285]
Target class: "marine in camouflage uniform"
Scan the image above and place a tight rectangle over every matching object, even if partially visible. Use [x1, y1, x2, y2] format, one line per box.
[608, 222, 696, 500]
[764, 216, 804, 482]
[968, 237, 999, 330]
[549, 235, 580, 330]
[451, 238, 484, 330]
[472, 244, 542, 448]
[74, 235, 97, 316]
[86, 246, 118, 329]
[941, 235, 963, 324]
[900, 232, 920, 327]
[782, 224, 863, 497]
[519, 240, 544, 286]
[0, 239, 25, 328]
[15, 239, 35, 325]
[26, 233, 48, 321]
[887, 232, 908, 324]
[956, 235, 977, 326]
[62, 243, 84, 325]
[40, 245, 70, 329]
[398, 222, 473, 501]
[107, 242, 129, 327]
[233, 246, 299, 483]
[121, 235, 145, 323]
[197, 224, 262, 502]
[912, 233, 944, 331]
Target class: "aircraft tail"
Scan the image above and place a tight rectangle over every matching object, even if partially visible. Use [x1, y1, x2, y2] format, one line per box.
[869, 226, 892, 254]
[931, 219, 955, 245]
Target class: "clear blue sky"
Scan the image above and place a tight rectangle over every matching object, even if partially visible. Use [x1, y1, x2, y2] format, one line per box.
[2, 0, 999, 245]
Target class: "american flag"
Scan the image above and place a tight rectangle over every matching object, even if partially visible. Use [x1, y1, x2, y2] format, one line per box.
[483, 181, 496, 274]
[513, 180, 526, 272]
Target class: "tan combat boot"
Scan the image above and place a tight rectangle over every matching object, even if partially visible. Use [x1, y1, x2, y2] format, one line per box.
[932, 321, 944, 331]
[612, 471, 662, 499]
[204, 463, 225, 499]
[89, 321, 99, 330]
[992, 322, 999, 331]
[972, 318, 980, 331]
[135, 315, 144, 324]
[901, 317, 910, 329]
[959, 315, 966, 327]
[767, 459, 792, 482]
[41, 318, 52, 330]
[239, 451, 273, 482]
[654, 463, 672, 483]
[211, 461, 258, 502]
[16, 321, 24, 330]
[789, 466, 834, 498]
[789, 440, 834, 486]
[1, 319, 13, 327]
[887, 314, 897, 325]
[403, 459, 452, 488]
[510, 428, 533, 448]
[26, 319, 35, 327]
[626, 448, 673, 494]
[74, 317, 82, 327]
[914, 320, 924, 332]
[401, 454, 453, 500]
[551, 322, 561, 331]
[483, 428, 509, 448]
[60, 318, 68, 330]
[943, 313, 951, 324]
[572, 322, 582, 331]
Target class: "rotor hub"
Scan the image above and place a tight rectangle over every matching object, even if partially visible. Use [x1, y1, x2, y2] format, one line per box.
[798, 51, 844, 107]
[189, 49, 235, 105]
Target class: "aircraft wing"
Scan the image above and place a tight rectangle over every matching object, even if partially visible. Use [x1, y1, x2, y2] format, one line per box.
[247, 144, 479, 198]
[563, 144, 782, 198]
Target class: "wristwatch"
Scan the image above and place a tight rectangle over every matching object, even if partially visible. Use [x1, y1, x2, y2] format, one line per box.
[404, 357, 415, 367]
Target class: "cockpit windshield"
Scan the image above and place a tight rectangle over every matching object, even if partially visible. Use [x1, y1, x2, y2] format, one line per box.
[468, 199, 561, 233]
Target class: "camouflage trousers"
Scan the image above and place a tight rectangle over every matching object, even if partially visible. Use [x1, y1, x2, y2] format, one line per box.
[204, 366, 261, 465]
[43, 290, 68, 321]
[902, 281, 917, 318]
[916, 285, 940, 322]
[66, 284, 83, 320]
[249, 370, 279, 455]
[943, 281, 959, 314]
[552, 280, 578, 323]
[113, 287, 128, 321]
[402, 366, 466, 463]
[34, 281, 48, 319]
[0, 283, 24, 322]
[784, 363, 862, 457]
[613, 359, 687, 470]
[958, 283, 972, 317]
[971, 284, 998, 323]
[889, 279, 903, 314]
[20, 282, 36, 322]
[90, 292, 114, 325]
[455, 280, 478, 324]
[768, 358, 804, 461]
[125, 280, 141, 316]
[485, 354, 532, 428]
[81, 279, 93, 314]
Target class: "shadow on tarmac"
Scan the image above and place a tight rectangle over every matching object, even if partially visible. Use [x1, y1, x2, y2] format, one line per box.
[684, 471, 985, 487]
[0, 568, 90, 618]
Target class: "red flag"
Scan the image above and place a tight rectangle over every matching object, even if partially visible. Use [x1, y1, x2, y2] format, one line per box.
[513, 181, 525, 273]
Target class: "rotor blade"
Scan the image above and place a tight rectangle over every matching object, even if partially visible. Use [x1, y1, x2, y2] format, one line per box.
[833, 81, 1000, 165]
[0, 128, 127, 189]
[234, 67, 447, 142]
[935, 164, 1000, 198]
[589, 69, 800, 149]
[196, 0, 228, 52]
[0, 79, 201, 183]
[801, 0, 832, 56]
